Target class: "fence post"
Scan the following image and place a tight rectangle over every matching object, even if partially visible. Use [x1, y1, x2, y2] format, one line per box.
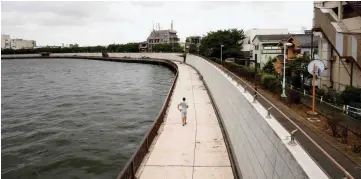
[320, 96, 323, 103]
[343, 105, 346, 113]
[288, 129, 298, 145]
[346, 105, 349, 115]
[303, 89, 306, 96]
[266, 107, 273, 119]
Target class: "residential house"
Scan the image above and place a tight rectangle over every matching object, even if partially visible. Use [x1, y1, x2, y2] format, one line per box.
[185, 36, 201, 53]
[313, 1, 361, 91]
[274, 35, 319, 74]
[185, 36, 201, 48]
[252, 34, 292, 69]
[242, 29, 290, 59]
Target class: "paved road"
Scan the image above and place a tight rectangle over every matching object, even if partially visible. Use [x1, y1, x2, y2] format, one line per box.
[136, 62, 234, 179]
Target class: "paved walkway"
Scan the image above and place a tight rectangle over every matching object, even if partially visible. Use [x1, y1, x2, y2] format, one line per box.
[136, 62, 234, 179]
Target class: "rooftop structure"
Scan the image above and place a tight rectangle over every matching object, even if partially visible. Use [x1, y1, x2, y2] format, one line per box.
[145, 21, 180, 52]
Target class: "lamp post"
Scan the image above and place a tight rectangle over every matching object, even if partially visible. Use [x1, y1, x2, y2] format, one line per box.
[281, 42, 293, 98]
[221, 45, 224, 62]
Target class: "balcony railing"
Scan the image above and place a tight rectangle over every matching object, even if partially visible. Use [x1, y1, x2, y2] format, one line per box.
[314, 8, 337, 47]
[262, 49, 282, 54]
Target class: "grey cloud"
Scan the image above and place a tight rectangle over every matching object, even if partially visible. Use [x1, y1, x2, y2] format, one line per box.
[1, 1, 313, 46]
[197, 1, 242, 9]
[1, 2, 132, 27]
[129, 2, 165, 8]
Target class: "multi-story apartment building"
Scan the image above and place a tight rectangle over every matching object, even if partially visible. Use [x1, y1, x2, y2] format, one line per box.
[139, 23, 180, 52]
[10, 39, 36, 49]
[1, 34, 11, 49]
[313, 1, 361, 91]
[142, 21, 180, 52]
[147, 29, 180, 51]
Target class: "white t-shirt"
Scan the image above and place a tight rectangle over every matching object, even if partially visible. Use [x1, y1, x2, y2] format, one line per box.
[179, 101, 188, 113]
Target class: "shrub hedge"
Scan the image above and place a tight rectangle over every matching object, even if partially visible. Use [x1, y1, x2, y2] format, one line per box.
[215, 60, 361, 108]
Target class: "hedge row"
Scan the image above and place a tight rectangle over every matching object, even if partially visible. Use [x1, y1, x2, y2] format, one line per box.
[212, 61, 303, 105]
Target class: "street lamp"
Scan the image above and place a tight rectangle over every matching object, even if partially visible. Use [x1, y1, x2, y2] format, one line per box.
[221, 45, 224, 62]
[281, 42, 293, 98]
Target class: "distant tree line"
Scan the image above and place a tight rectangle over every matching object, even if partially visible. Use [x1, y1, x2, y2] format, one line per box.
[1, 43, 140, 54]
[1, 42, 185, 54]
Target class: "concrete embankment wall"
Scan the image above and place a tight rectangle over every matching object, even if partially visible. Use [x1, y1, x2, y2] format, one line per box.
[187, 54, 329, 179]
[50, 52, 183, 61]
[1, 53, 183, 61]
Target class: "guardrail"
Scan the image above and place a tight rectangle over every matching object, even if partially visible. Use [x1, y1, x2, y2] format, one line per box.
[116, 59, 178, 179]
[193, 54, 356, 179]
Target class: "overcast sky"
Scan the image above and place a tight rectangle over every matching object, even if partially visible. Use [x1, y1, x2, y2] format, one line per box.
[1, 1, 313, 47]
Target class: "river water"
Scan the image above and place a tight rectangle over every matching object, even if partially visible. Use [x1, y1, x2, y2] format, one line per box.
[1, 58, 175, 179]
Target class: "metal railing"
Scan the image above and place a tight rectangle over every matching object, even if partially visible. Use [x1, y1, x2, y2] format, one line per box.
[196, 54, 355, 179]
[116, 59, 178, 179]
[286, 85, 361, 120]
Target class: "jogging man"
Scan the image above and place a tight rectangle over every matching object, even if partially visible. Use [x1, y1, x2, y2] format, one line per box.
[177, 97, 188, 126]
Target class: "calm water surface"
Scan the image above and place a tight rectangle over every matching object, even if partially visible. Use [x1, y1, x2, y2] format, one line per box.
[1, 58, 174, 179]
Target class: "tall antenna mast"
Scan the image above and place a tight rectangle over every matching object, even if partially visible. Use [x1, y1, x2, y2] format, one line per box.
[171, 20, 173, 30]
[158, 23, 160, 30]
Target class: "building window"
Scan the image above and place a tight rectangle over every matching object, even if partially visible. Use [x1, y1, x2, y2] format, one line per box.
[254, 45, 259, 50]
[343, 4, 358, 19]
[303, 51, 311, 57]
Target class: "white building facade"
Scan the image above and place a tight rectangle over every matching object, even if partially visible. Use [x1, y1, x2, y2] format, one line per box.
[1, 34, 11, 49]
[242, 28, 289, 58]
[10, 39, 36, 49]
[252, 34, 292, 69]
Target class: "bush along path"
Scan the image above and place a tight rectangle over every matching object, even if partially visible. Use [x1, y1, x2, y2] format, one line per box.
[197, 55, 361, 178]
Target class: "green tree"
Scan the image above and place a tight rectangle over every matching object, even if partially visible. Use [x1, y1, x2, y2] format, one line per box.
[199, 28, 245, 59]
[188, 44, 197, 54]
[262, 56, 276, 74]
[288, 55, 311, 88]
